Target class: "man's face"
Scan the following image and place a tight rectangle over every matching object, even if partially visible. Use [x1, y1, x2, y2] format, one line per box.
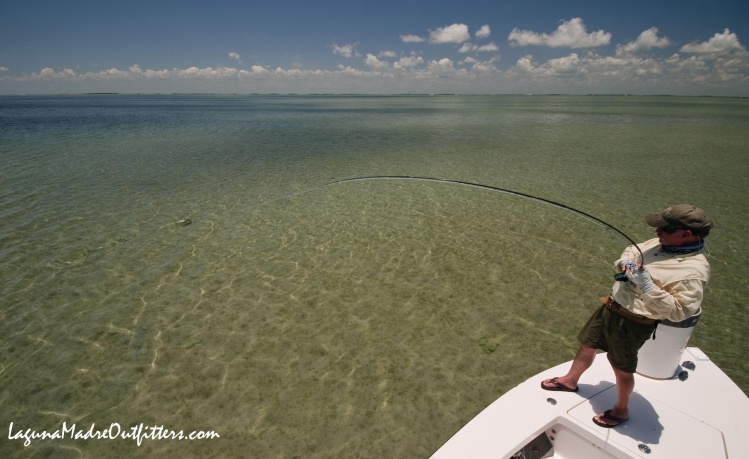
[655, 226, 693, 246]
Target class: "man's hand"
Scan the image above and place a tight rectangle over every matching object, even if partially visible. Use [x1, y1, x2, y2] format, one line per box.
[625, 268, 656, 293]
[620, 260, 638, 272]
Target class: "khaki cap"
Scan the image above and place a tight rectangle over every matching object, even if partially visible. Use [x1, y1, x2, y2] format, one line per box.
[645, 204, 714, 231]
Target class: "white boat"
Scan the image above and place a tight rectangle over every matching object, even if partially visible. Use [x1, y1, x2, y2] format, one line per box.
[431, 317, 749, 459]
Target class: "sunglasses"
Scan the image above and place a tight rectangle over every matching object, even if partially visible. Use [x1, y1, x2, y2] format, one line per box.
[660, 224, 685, 234]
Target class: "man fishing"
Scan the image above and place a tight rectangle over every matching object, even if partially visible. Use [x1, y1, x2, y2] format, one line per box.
[541, 204, 713, 428]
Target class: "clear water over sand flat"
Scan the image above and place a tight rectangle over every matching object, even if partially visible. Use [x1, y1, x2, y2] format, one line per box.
[1, 94, 747, 457]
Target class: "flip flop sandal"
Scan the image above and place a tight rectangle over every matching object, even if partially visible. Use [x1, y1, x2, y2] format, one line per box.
[593, 409, 629, 428]
[540, 377, 579, 392]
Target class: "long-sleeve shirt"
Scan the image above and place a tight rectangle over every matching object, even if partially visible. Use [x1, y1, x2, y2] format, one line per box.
[611, 238, 710, 322]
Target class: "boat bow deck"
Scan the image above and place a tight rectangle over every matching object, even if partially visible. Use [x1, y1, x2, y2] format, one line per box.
[431, 347, 748, 458]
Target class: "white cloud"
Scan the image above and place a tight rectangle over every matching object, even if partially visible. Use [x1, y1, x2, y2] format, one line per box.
[228, 52, 242, 63]
[393, 55, 424, 69]
[9, 26, 749, 96]
[617, 28, 671, 56]
[333, 43, 359, 58]
[31, 67, 79, 80]
[508, 18, 612, 48]
[459, 42, 499, 53]
[365, 54, 389, 70]
[476, 25, 491, 39]
[504, 49, 749, 93]
[471, 61, 499, 73]
[458, 43, 473, 54]
[680, 29, 746, 54]
[22, 65, 318, 84]
[429, 24, 471, 44]
[401, 34, 425, 43]
[332, 65, 363, 76]
[546, 54, 585, 74]
[175, 66, 248, 79]
[428, 58, 456, 71]
[509, 52, 637, 81]
[139, 66, 171, 79]
[462, 56, 499, 73]
[477, 42, 499, 52]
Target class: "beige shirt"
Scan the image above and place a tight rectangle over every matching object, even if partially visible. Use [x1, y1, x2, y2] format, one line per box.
[611, 238, 710, 322]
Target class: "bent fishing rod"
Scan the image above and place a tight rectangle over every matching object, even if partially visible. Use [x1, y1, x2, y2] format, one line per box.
[311, 175, 645, 269]
[251, 175, 644, 272]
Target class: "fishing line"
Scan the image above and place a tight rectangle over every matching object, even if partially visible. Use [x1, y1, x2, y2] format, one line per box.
[300, 175, 644, 266]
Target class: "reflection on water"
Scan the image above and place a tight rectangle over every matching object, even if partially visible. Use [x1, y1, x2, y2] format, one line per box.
[1, 95, 748, 457]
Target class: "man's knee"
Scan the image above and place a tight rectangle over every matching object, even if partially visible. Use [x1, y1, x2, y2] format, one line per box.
[612, 365, 635, 382]
[577, 344, 597, 357]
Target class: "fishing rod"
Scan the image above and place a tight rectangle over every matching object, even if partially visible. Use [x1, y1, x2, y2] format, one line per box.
[314, 175, 645, 270]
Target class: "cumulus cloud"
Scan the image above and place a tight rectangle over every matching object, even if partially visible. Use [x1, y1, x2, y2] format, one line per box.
[462, 56, 499, 73]
[471, 61, 499, 73]
[429, 24, 471, 44]
[365, 54, 389, 70]
[10, 23, 749, 96]
[393, 55, 424, 69]
[680, 29, 746, 54]
[459, 42, 499, 53]
[0, 66, 9, 72]
[505, 47, 749, 93]
[32, 67, 78, 79]
[476, 25, 491, 39]
[508, 18, 612, 48]
[617, 27, 671, 55]
[401, 34, 425, 43]
[510, 52, 633, 80]
[333, 43, 359, 58]
[427, 58, 457, 72]
[228, 52, 242, 63]
[23, 65, 275, 83]
[173, 66, 252, 79]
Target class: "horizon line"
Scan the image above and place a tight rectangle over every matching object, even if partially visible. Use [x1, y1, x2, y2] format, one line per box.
[2, 92, 747, 99]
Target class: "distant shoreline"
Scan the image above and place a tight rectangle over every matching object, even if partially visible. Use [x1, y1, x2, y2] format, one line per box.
[0, 93, 746, 99]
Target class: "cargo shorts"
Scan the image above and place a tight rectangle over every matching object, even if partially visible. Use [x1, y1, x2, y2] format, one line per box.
[577, 305, 656, 373]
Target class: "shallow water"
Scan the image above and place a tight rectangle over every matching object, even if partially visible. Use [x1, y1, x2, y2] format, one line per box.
[1, 94, 748, 457]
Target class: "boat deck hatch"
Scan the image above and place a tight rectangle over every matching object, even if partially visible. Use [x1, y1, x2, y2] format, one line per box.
[568, 387, 727, 458]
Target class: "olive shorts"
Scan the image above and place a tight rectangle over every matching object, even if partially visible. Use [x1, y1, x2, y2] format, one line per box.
[577, 305, 656, 373]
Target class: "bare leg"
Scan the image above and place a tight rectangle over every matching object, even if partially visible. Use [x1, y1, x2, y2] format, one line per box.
[593, 366, 634, 425]
[542, 344, 597, 391]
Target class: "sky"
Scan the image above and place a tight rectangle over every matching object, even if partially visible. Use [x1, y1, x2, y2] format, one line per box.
[1, 0, 748, 96]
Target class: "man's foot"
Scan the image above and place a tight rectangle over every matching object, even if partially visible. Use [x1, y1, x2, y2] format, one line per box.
[592, 409, 629, 428]
[540, 377, 578, 392]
